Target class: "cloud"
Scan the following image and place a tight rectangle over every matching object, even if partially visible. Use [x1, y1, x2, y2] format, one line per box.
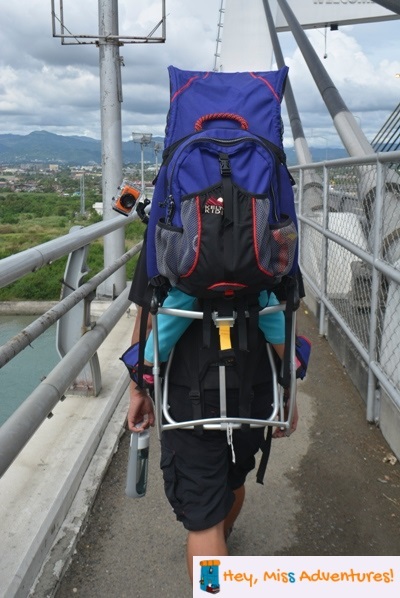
[0, 0, 218, 138]
[282, 26, 400, 146]
[0, 0, 398, 149]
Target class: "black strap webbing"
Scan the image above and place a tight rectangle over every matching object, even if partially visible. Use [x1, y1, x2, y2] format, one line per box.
[137, 281, 170, 388]
[202, 300, 213, 348]
[236, 298, 260, 422]
[236, 300, 247, 352]
[136, 284, 154, 389]
[256, 426, 273, 485]
[219, 153, 234, 275]
[188, 339, 203, 435]
[280, 277, 299, 389]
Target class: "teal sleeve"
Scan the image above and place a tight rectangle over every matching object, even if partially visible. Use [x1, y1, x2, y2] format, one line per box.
[258, 291, 285, 344]
[145, 288, 196, 363]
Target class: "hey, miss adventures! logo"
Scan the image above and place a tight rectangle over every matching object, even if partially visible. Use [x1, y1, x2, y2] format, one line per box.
[199, 560, 221, 593]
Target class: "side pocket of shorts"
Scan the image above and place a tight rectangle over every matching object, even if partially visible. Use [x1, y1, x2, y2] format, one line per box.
[160, 444, 184, 517]
[160, 445, 175, 485]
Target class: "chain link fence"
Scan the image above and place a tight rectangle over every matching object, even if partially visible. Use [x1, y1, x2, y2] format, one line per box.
[292, 152, 400, 426]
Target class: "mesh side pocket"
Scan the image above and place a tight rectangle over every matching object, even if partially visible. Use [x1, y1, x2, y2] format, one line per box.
[253, 196, 273, 274]
[155, 220, 182, 285]
[269, 217, 298, 276]
[253, 196, 297, 277]
[155, 198, 200, 284]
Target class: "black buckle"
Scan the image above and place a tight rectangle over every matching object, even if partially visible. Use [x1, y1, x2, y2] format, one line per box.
[189, 390, 203, 434]
[219, 154, 231, 177]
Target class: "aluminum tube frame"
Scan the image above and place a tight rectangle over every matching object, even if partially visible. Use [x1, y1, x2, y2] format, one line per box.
[152, 305, 297, 435]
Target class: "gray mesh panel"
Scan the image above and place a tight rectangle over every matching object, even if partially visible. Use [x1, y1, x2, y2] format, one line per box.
[155, 199, 199, 284]
[180, 200, 199, 274]
[254, 198, 297, 276]
[269, 220, 297, 276]
[254, 198, 272, 272]
[155, 224, 181, 285]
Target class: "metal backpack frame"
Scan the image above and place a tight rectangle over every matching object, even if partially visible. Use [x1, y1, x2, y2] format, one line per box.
[150, 302, 297, 438]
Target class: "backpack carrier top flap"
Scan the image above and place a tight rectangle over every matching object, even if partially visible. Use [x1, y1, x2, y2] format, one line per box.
[165, 65, 289, 149]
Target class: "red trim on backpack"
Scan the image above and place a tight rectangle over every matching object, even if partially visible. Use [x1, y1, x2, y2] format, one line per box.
[171, 76, 200, 102]
[207, 282, 247, 291]
[249, 72, 281, 102]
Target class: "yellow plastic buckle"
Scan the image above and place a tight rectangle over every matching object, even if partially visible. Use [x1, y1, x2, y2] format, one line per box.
[219, 323, 232, 351]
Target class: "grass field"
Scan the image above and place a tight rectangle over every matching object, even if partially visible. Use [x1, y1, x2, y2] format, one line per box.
[0, 192, 145, 300]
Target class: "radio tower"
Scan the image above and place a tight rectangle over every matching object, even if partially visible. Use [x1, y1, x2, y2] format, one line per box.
[213, 0, 225, 72]
[50, 0, 166, 297]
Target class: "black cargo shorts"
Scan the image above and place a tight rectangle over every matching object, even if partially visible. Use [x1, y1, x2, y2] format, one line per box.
[160, 382, 273, 531]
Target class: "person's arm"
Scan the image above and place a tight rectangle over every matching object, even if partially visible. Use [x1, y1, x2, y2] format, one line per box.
[258, 291, 285, 353]
[127, 305, 155, 432]
[128, 289, 196, 431]
[126, 231, 156, 432]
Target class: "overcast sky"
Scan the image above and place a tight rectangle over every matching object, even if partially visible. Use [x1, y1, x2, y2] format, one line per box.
[0, 0, 399, 149]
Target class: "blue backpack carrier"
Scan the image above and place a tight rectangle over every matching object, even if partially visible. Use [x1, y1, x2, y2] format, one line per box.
[147, 65, 298, 302]
[123, 67, 305, 484]
[144, 65, 300, 401]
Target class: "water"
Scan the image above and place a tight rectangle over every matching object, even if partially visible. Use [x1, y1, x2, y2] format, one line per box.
[0, 315, 60, 427]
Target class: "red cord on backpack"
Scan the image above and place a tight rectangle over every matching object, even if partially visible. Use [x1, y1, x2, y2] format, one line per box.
[194, 113, 249, 132]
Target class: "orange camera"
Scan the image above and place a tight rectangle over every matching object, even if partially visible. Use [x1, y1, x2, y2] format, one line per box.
[112, 180, 142, 216]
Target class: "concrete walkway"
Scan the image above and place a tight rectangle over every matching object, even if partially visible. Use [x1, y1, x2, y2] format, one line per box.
[48, 304, 400, 598]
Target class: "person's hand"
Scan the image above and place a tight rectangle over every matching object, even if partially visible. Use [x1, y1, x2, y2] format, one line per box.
[272, 398, 298, 439]
[127, 382, 155, 432]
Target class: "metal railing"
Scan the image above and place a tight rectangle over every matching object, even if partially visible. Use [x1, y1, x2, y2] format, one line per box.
[0, 212, 142, 477]
[292, 151, 400, 426]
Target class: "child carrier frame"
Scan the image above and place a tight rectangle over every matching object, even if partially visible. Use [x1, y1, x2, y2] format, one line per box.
[150, 302, 297, 437]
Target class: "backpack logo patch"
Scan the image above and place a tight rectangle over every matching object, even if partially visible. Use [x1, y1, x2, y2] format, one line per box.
[204, 196, 224, 215]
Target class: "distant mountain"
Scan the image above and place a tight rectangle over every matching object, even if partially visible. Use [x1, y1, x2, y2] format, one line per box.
[0, 130, 348, 166]
[0, 131, 163, 166]
[285, 146, 348, 166]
